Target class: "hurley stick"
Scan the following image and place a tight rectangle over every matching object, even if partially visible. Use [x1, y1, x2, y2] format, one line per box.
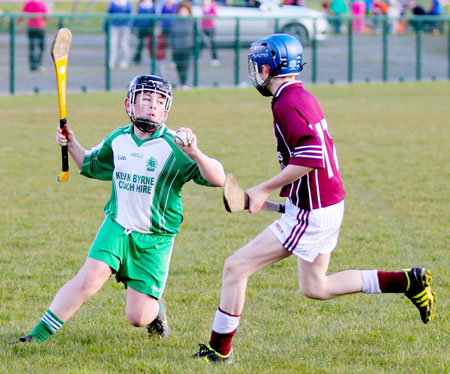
[51, 28, 72, 182]
[223, 174, 285, 213]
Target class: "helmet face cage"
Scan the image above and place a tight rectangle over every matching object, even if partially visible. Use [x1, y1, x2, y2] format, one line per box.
[127, 75, 173, 133]
[248, 34, 303, 96]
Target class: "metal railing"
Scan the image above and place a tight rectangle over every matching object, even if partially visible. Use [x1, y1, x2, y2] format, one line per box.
[1, 13, 449, 95]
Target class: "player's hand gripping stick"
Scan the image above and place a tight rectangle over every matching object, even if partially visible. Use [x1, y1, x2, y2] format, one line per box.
[51, 28, 72, 182]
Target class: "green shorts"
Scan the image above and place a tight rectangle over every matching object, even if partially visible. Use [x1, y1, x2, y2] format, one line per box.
[88, 216, 175, 299]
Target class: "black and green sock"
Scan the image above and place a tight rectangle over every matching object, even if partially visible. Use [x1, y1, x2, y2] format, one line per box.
[30, 309, 64, 342]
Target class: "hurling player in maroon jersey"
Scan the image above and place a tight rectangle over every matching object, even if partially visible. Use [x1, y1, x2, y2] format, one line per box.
[193, 34, 436, 364]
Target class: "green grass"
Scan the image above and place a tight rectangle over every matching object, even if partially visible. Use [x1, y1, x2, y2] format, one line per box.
[0, 82, 449, 374]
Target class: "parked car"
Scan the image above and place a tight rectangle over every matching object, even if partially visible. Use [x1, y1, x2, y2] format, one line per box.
[192, 0, 329, 46]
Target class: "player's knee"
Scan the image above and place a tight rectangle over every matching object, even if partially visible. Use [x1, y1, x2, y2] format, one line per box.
[223, 255, 246, 282]
[73, 273, 103, 297]
[299, 282, 329, 300]
[126, 310, 148, 327]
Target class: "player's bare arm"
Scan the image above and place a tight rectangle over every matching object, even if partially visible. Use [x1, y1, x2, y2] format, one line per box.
[56, 125, 85, 171]
[246, 164, 312, 214]
[175, 127, 225, 187]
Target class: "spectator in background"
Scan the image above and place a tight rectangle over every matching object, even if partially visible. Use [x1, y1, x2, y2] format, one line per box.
[201, 0, 220, 66]
[158, 0, 178, 69]
[409, 0, 442, 33]
[170, 1, 194, 89]
[428, 0, 444, 33]
[133, 0, 155, 65]
[20, 0, 50, 72]
[372, 0, 389, 33]
[284, 0, 306, 5]
[147, 28, 168, 77]
[106, 0, 132, 69]
[159, 0, 178, 41]
[328, 0, 348, 34]
[351, 0, 366, 33]
[387, 0, 401, 34]
[429, 0, 444, 14]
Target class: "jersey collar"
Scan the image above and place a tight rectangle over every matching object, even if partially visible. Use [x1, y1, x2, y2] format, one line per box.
[130, 123, 168, 146]
[274, 80, 303, 98]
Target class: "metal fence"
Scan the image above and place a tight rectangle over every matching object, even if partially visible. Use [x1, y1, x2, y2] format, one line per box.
[1, 13, 449, 95]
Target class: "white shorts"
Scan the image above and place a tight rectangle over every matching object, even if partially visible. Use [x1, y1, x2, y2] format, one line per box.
[269, 199, 344, 263]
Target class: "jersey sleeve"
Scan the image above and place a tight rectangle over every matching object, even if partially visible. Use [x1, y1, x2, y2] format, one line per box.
[191, 166, 214, 187]
[274, 102, 324, 169]
[165, 132, 214, 187]
[178, 152, 214, 187]
[80, 137, 115, 181]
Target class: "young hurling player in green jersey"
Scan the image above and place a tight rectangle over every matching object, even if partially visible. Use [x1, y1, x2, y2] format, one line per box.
[11, 75, 225, 345]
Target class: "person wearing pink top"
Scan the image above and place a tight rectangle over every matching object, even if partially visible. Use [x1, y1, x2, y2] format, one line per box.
[200, 0, 219, 66]
[20, 0, 49, 72]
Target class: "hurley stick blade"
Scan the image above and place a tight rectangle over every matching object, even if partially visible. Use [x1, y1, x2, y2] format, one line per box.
[51, 28, 72, 182]
[51, 28, 72, 121]
[51, 28, 72, 62]
[223, 173, 249, 213]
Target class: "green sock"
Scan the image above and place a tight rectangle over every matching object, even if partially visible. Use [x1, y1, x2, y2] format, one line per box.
[31, 309, 64, 342]
[156, 300, 162, 316]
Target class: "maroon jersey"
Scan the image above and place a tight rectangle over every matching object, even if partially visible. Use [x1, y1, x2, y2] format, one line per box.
[272, 81, 345, 210]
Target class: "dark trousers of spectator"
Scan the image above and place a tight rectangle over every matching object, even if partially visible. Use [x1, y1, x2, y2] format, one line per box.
[201, 29, 218, 61]
[27, 28, 45, 71]
[173, 49, 191, 86]
[133, 27, 151, 64]
[331, 18, 342, 34]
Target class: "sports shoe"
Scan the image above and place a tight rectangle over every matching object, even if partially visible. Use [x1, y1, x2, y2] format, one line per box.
[147, 298, 169, 339]
[9, 335, 34, 345]
[192, 344, 234, 364]
[404, 267, 436, 324]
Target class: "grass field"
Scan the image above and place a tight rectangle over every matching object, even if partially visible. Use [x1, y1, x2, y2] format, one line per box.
[0, 82, 449, 373]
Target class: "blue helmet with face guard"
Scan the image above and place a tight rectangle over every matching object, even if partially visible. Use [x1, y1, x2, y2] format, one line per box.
[126, 75, 173, 133]
[248, 34, 304, 97]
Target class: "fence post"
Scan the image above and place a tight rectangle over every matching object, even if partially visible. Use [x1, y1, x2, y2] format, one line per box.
[234, 18, 240, 86]
[193, 18, 199, 88]
[150, 19, 156, 75]
[382, 16, 388, 82]
[415, 18, 422, 81]
[9, 17, 15, 95]
[347, 17, 353, 83]
[105, 19, 111, 91]
[312, 18, 317, 84]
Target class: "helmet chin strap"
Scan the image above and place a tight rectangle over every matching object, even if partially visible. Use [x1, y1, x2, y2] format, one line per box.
[133, 117, 160, 133]
[257, 63, 283, 97]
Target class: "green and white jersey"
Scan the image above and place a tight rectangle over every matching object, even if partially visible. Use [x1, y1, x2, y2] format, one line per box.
[80, 124, 212, 235]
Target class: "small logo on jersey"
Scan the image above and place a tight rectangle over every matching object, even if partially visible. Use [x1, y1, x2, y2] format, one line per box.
[130, 152, 143, 159]
[146, 157, 158, 172]
[152, 285, 161, 293]
[117, 155, 126, 161]
[274, 223, 283, 233]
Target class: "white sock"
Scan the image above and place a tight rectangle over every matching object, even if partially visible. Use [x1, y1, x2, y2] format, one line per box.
[361, 270, 381, 294]
[212, 308, 240, 334]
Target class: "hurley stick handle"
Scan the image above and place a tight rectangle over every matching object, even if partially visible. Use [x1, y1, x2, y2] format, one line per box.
[244, 193, 285, 213]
